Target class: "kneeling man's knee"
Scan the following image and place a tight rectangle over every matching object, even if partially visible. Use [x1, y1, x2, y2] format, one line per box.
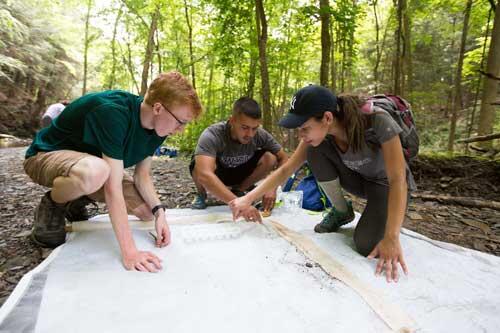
[259, 152, 277, 168]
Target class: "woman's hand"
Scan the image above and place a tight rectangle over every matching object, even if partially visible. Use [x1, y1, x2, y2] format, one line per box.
[368, 236, 408, 283]
[229, 195, 254, 221]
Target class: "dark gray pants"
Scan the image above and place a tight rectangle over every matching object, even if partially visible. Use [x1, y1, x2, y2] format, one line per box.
[307, 137, 408, 256]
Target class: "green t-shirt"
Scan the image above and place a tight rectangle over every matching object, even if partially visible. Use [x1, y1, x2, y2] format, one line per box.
[26, 90, 165, 168]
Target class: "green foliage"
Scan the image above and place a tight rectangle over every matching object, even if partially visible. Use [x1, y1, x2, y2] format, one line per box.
[0, 1, 78, 100]
[1, 0, 497, 154]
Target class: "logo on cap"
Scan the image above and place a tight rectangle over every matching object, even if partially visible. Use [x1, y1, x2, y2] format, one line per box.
[290, 95, 297, 110]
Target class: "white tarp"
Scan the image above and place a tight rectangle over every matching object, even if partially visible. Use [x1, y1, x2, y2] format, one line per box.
[1, 206, 499, 333]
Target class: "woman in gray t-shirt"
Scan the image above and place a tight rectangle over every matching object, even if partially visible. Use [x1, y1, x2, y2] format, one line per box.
[230, 85, 413, 284]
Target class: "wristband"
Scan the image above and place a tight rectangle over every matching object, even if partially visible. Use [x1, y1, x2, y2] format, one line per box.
[151, 204, 167, 216]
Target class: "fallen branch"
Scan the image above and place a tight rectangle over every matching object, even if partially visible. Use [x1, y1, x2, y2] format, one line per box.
[456, 132, 500, 143]
[468, 145, 490, 153]
[411, 193, 500, 210]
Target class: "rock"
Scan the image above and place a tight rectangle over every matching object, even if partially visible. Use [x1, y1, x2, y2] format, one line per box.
[41, 248, 52, 259]
[5, 276, 18, 285]
[14, 230, 31, 238]
[305, 262, 313, 268]
[1, 257, 25, 270]
[486, 243, 498, 251]
[472, 240, 488, 252]
[460, 219, 491, 234]
[440, 176, 453, 182]
[8, 266, 24, 272]
[436, 211, 450, 217]
[408, 212, 423, 220]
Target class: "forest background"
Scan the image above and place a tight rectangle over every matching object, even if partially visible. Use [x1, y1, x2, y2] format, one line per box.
[0, 0, 499, 154]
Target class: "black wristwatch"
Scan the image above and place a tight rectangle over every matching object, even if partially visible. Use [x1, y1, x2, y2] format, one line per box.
[151, 204, 167, 216]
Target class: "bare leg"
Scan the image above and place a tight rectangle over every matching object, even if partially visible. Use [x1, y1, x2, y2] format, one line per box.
[237, 152, 277, 191]
[51, 156, 110, 204]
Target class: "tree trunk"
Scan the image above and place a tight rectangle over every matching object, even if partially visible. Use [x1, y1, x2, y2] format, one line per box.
[448, 0, 473, 152]
[108, 6, 122, 90]
[247, 23, 258, 98]
[82, 0, 92, 96]
[403, 0, 412, 98]
[467, 8, 493, 138]
[379, 12, 392, 85]
[140, 10, 159, 96]
[329, 19, 336, 92]
[247, 54, 257, 98]
[319, 0, 331, 87]
[372, 0, 381, 93]
[255, 0, 272, 131]
[207, 60, 214, 113]
[393, 0, 404, 95]
[347, 14, 355, 91]
[121, 41, 140, 93]
[341, 33, 346, 92]
[446, 16, 458, 118]
[155, 28, 162, 74]
[477, 1, 500, 148]
[183, 0, 196, 90]
[35, 86, 47, 118]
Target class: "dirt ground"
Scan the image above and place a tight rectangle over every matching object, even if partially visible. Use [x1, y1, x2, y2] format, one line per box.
[0, 147, 499, 306]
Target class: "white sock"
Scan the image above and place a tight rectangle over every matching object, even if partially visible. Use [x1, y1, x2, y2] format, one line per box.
[318, 179, 348, 212]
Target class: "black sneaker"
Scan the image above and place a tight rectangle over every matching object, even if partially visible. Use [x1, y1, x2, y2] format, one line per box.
[231, 188, 246, 197]
[31, 191, 67, 248]
[314, 201, 355, 233]
[65, 196, 98, 222]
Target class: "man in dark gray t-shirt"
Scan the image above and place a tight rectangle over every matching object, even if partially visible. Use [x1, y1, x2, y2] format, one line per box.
[189, 97, 288, 219]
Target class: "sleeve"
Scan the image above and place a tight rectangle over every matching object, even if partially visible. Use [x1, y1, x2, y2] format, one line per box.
[372, 110, 403, 144]
[258, 129, 282, 154]
[82, 104, 128, 160]
[194, 128, 221, 157]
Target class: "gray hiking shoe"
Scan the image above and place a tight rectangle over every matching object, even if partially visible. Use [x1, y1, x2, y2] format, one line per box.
[314, 201, 355, 233]
[191, 194, 207, 209]
[65, 196, 98, 222]
[31, 191, 67, 248]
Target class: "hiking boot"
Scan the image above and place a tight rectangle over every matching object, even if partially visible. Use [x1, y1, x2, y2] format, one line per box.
[314, 201, 355, 233]
[191, 194, 207, 209]
[65, 196, 98, 222]
[31, 191, 67, 248]
[231, 188, 246, 198]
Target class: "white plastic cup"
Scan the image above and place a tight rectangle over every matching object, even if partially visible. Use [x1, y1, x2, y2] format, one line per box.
[282, 191, 303, 212]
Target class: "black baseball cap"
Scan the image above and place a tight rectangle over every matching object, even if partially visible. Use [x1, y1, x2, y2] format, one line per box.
[278, 85, 337, 129]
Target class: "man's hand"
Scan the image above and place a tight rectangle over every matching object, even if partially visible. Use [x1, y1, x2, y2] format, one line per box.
[154, 210, 171, 248]
[262, 188, 277, 212]
[368, 236, 408, 283]
[123, 250, 163, 273]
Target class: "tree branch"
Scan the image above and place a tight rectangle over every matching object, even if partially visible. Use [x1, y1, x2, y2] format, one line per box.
[456, 132, 500, 143]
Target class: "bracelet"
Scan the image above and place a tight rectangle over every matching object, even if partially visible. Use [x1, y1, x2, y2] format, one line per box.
[151, 204, 167, 216]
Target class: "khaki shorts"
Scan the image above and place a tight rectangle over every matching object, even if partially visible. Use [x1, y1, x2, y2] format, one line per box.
[23, 150, 146, 212]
